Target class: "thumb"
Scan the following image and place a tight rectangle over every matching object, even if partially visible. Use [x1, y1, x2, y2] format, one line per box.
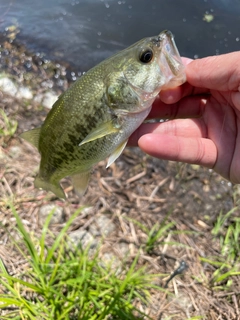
[186, 52, 240, 91]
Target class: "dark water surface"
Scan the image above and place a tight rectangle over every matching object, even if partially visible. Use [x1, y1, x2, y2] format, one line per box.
[0, 0, 240, 71]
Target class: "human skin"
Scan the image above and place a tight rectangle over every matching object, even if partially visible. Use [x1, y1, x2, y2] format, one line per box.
[129, 52, 240, 183]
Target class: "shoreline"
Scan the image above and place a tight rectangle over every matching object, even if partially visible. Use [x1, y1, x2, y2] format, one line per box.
[0, 30, 81, 109]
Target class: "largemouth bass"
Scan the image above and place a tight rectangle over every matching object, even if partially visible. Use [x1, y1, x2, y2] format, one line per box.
[21, 30, 186, 199]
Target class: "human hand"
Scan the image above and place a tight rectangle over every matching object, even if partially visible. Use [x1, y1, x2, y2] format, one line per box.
[129, 52, 240, 183]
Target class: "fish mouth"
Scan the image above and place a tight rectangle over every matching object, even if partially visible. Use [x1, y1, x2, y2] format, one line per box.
[157, 30, 186, 89]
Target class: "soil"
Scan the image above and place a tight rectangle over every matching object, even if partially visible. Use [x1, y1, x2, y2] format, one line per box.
[0, 33, 239, 319]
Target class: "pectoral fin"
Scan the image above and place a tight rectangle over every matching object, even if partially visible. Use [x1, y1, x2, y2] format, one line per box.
[79, 121, 120, 146]
[20, 127, 41, 150]
[106, 139, 128, 168]
[71, 171, 91, 196]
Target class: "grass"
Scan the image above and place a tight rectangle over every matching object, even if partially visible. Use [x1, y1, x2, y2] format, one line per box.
[0, 206, 166, 320]
[0, 109, 18, 146]
[125, 215, 175, 254]
[128, 207, 240, 310]
[0, 203, 239, 319]
[125, 210, 192, 255]
[199, 208, 240, 289]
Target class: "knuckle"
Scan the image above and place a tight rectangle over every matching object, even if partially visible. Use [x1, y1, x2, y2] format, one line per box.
[195, 138, 205, 164]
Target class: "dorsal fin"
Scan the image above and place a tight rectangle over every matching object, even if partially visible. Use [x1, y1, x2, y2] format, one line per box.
[20, 127, 41, 150]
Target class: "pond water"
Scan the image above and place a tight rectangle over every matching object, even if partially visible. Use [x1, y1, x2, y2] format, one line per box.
[0, 0, 240, 71]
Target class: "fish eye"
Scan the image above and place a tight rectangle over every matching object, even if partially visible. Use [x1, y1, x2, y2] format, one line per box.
[139, 48, 153, 63]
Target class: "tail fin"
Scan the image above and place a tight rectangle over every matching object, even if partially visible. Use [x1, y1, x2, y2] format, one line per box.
[34, 175, 66, 199]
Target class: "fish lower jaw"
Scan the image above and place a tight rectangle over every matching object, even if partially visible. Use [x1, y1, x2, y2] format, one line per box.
[125, 102, 154, 116]
[161, 72, 186, 90]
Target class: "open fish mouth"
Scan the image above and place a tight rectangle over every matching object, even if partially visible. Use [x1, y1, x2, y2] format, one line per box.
[156, 30, 186, 88]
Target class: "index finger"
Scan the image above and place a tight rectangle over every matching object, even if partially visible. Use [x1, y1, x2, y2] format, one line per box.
[148, 94, 208, 119]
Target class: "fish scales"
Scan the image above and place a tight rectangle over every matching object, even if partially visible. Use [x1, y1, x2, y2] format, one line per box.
[20, 30, 186, 198]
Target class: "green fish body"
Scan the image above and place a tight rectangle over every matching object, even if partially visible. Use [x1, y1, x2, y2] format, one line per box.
[21, 30, 186, 199]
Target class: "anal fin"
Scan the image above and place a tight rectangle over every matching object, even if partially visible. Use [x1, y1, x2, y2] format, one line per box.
[106, 139, 128, 168]
[71, 171, 91, 196]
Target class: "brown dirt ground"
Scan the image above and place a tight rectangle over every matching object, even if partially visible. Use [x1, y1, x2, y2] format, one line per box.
[0, 35, 240, 319]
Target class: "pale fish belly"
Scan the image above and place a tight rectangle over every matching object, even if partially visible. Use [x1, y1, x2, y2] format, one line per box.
[101, 105, 152, 168]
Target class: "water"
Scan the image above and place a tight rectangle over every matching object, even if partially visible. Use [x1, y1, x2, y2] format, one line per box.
[0, 0, 240, 71]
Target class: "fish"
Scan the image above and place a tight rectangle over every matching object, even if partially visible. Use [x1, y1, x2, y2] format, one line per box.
[20, 30, 186, 199]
